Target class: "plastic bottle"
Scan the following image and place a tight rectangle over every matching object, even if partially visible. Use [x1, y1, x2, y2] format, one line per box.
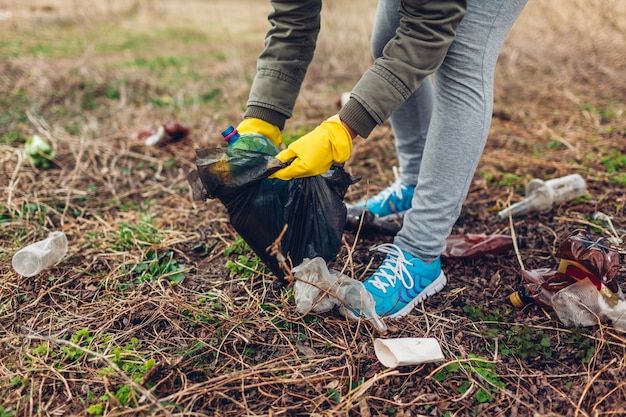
[509, 282, 552, 309]
[337, 279, 387, 333]
[509, 268, 576, 309]
[510, 229, 626, 324]
[555, 229, 621, 294]
[509, 229, 624, 310]
[222, 126, 280, 156]
[292, 257, 387, 332]
[12, 231, 68, 277]
[345, 207, 401, 236]
[442, 233, 526, 259]
[498, 174, 587, 219]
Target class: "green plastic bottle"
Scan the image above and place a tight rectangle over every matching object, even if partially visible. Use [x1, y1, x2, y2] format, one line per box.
[222, 126, 280, 156]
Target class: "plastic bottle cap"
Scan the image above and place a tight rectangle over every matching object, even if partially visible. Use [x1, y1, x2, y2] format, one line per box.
[221, 126, 239, 143]
[509, 291, 525, 308]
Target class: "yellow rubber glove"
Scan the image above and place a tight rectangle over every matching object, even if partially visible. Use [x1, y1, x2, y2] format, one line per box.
[270, 115, 353, 180]
[236, 118, 282, 146]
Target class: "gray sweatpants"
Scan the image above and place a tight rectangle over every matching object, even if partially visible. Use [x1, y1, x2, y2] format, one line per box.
[371, 0, 528, 260]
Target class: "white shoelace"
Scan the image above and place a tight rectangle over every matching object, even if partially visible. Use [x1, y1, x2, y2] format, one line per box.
[368, 243, 415, 294]
[390, 166, 404, 199]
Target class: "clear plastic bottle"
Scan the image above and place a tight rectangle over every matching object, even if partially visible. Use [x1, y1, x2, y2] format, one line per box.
[337, 279, 387, 332]
[222, 126, 280, 156]
[498, 174, 587, 218]
[12, 231, 68, 277]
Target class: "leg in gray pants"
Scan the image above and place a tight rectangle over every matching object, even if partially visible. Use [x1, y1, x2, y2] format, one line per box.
[371, 0, 528, 261]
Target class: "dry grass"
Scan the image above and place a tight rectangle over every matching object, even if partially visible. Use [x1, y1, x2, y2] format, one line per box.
[1, 0, 625, 416]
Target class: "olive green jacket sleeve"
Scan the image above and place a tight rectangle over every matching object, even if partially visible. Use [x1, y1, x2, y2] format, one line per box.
[340, 0, 466, 137]
[246, 0, 466, 137]
[245, 0, 322, 130]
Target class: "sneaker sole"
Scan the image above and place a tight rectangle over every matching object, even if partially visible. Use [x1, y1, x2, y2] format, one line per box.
[386, 271, 448, 319]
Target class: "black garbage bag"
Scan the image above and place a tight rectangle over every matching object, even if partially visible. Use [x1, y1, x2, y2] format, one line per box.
[188, 147, 356, 279]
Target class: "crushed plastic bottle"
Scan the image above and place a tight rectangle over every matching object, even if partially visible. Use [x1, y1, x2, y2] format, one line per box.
[292, 257, 387, 332]
[509, 229, 624, 330]
[498, 174, 586, 218]
[443, 233, 526, 259]
[222, 126, 280, 156]
[509, 268, 576, 309]
[555, 229, 621, 296]
[12, 231, 68, 277]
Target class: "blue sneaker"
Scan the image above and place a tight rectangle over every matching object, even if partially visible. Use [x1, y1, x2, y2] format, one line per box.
[350, 168, 415, 220]
[364, 244, 447, 318]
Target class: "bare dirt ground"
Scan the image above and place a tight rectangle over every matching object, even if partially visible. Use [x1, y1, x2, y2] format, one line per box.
[1, 1, 625, 416]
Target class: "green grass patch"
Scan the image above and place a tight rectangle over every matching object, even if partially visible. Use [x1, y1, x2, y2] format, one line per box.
[0, 91, 30, 139]
[223, 236, 269, 278]
[433, 354, 505, 404]
[124, 249, 187, 285]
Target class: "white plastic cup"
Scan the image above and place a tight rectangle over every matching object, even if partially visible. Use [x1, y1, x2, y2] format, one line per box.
[374, 337, 445, 368]
[12, 231, 68, 277]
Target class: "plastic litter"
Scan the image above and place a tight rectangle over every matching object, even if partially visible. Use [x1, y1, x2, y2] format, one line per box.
[344, 207, 401, 236]
[25, 134, 55, 169]
[509, 268, 573, 310]
[374, 338, 445, 368]
[442, 233, 526, 259]
[134, 121, 190, 146]
[551, 278, 626, 330]
[344, 208, 526, 261]
[292, 257, 387, 332]
[498, 174, 586, 218]
[0, 10, 12, 21]
[12, 231, 68, 277]
[556, 229, 621, 294]
[509, 229, 625, 329]
[188, 146, 356, 279]
[222, 125, 281, 155]
[340, 92, 351, 108]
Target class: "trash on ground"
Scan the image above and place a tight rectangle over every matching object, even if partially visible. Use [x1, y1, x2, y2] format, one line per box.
[188, 146, 356, 279]
[510, 229, 625, 329]
[344, 211, 525, 259]
[0, 9, 12, 21]
[12, 231, 68, 277]
[340, 92, 351, 108]
[498, 174, 586, 218]
[292, 257, 387, 332]
[374, 337, 445, 368]
[25, 134, 55, 169]
[551, 278, 626, 329]
[442, 233, 526, 259]
[134, 121, 191, 146]
[345, 207, 525, 260]
[344, 207, 401, 236]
